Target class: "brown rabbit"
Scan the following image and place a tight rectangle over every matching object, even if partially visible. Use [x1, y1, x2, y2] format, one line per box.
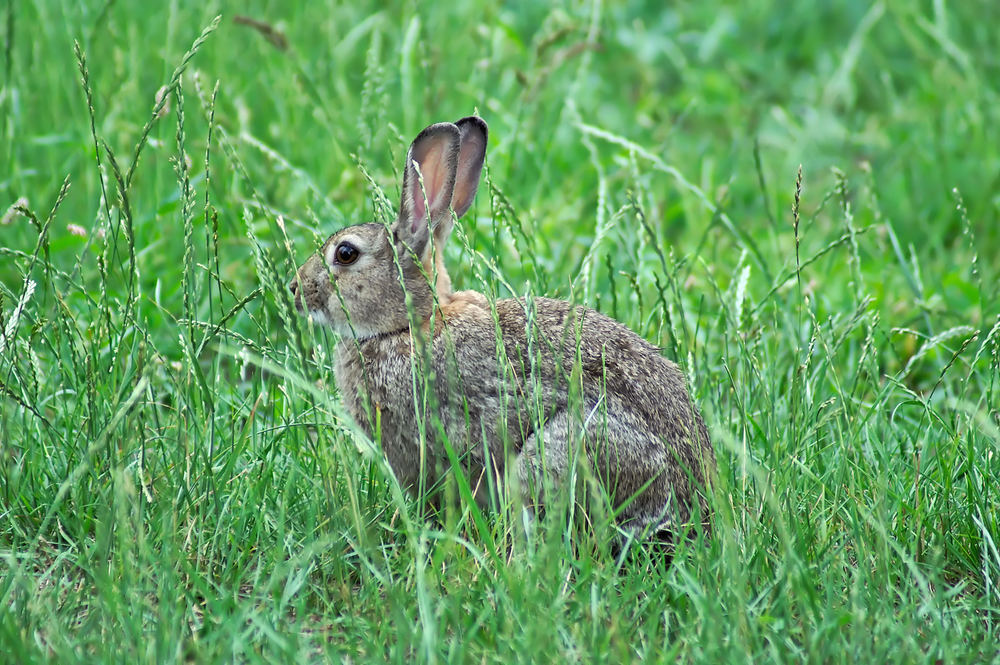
[291, 117, 714, 540]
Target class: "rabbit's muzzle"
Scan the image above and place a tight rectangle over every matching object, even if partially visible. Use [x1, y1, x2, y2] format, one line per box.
[289, 253, 331, 317]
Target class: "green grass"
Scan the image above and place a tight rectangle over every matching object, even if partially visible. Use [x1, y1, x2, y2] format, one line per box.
[2, 0, 999, 662]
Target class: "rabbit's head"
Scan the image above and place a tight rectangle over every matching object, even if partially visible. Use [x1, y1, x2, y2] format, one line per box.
[291, 117, 487, 339]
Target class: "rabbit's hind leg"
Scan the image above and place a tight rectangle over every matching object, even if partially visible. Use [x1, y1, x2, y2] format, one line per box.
[513, 410, 570, 514]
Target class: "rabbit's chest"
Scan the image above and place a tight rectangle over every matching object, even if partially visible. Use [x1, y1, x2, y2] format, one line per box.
[334, 341, 416, 430]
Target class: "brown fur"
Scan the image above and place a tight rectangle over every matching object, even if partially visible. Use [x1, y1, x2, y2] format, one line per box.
[291, 117, 715, 538]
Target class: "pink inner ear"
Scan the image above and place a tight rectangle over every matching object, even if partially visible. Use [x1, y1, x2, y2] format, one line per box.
[409, 168, 427, 233]
[409, 143, 452, 232]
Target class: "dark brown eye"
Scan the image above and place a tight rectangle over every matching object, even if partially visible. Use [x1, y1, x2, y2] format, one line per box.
[335, 242, 359, 265]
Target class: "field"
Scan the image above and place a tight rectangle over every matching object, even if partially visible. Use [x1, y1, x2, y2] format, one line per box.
[2, 1, 999, 662]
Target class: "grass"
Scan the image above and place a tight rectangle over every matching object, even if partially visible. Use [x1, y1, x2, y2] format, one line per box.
[2, 0, 999, 662]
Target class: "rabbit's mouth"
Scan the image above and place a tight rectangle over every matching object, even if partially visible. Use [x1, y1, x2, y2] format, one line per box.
[289, 253, 335, 319]
[291, 291, 329, 326]
[290, 279, 338, 330]
[305, 309, 331, 327]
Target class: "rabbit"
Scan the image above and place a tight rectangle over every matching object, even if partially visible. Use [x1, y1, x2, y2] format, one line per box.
[290, 116, 715, 541]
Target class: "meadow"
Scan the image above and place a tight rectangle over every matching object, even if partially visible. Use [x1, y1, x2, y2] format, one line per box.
[1, 0, 999, 662]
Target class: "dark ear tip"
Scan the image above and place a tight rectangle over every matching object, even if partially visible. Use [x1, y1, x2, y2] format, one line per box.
[455, 116, 488, 141]
[412, 122, 462, 146]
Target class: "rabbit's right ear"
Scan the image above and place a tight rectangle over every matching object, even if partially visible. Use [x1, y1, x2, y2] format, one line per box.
[451, 116, 488, 219]
[430, 116, 488, 248]
[395, 123, 462, 256]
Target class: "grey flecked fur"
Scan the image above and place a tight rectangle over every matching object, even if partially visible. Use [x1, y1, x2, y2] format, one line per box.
[291, 117, 715, 538]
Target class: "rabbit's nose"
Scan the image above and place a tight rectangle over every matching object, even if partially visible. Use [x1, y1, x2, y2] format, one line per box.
[289, 279, 299, 295]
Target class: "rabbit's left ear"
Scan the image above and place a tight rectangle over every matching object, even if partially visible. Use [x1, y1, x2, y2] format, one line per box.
[396, 122, 462, 255]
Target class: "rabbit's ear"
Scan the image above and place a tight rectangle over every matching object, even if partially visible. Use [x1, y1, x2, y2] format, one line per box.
[450, 116, 488, 220]
[395, 123, 462, 255]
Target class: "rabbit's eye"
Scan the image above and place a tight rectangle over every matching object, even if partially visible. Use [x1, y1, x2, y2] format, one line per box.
[335, 242, 359, 265]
